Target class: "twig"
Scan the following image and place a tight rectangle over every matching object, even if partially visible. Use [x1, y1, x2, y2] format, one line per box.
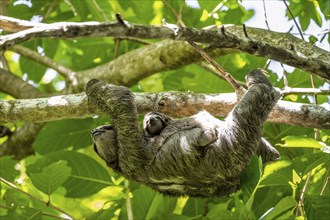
[262, 0, 271, 30]
[43, 0, 59, 21]
[188, 41, 241, 91]
[92, 0, 109, 21]
[280, 63, 289, 87]
[0, 177, 73, 219]
[115, 36, 150, 45]
[63, 0, 77, 16]
[116, 13, 130, 28]
[282, 0, 305, 40]
[10, 45, 78, 87]
[320, 172, 329, 195]
[197, 62, 246, 88]
[280, 87, 330, 95]
[114, 38, 120, 59]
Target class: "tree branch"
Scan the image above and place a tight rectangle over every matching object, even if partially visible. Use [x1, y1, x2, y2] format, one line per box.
[0, 15, 329, 81]
[0, 92, 329, 129]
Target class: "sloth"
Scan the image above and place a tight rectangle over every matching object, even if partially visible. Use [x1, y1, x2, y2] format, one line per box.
[87, 69, 281, 197]
[143, 112, 280, 163]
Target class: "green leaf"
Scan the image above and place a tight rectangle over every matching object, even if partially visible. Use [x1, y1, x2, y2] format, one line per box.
[45, 151, 112, 198]
[86, 204, 118, 220]
[33, 119, 94, 154]
[260, 196, 296, 220]
[279, 136, 325, 148]
[1, 207, 43, 220]
[260, 161, 292, 187]
[207, 202, 239, 220]
[309, 35, 318, 45]
[131, 186, 177, 220]
[240, 156, 262, 205]
[29, 160, 71, 196]
[182, 197, 206, 217]
[318, 0, 330, 19]
[304, 195, 330, 220]
[0, 156, 19, 181]
[198, 0, 220, 12]
[293, 152, 330, 176]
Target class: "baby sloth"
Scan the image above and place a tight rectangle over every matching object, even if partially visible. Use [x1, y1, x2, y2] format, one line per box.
[143, 112, 280, 163]
[88, 69, 281, 197]
[143, 112, 172, 137]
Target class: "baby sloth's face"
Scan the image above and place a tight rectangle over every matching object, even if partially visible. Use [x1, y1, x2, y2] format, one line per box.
[143, 112, 171, 137]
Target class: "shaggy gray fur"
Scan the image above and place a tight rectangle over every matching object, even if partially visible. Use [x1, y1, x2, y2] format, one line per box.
[143, 112, 280, 164]
[86, 69, 280, 197]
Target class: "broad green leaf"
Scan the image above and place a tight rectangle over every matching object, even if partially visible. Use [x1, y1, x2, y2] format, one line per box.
[198, 0, 220, 12]
[33, 119, 94, 154]
[182, 197, 206, 217]
[260, 196, 296, 220]
[207, 202, 239, 220]
[45, 151, 112, 198]
[132, 186, 177, 220]
[29, 160, 71, 196]
[304, 195, 330, 220]
[3, 189, 30, 207]
[260, 160, 292, 187]
[240, 156, 262, 213]
[0, 156, 19, 181]
[241, 156, 262, 202]
[279, 136, 325, 148]
[86, 204, 118, 220]
[293, 152, 330, 176]
[253, 186, 293, 218]
[318, 0, 330, 19]
[1, 207, 42, 220]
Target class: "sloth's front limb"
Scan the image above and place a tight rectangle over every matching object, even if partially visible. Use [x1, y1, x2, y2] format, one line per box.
[219, 69, 280, 172]
[86, 79, 147, 180]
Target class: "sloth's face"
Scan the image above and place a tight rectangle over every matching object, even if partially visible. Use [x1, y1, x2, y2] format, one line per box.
[143, 113, 168, 136]
[91, 125, 120, 172]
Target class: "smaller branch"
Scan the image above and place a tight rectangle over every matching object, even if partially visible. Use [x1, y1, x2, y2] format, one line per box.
[0, 15, 45, 32]
[115, 37, 150, 45]
[10, 45, 78, 87]
[92, 0, 109, 21]
[296, 168, 311, 217]
[197, 62, 246, 88]
[63, 0, 77, 17]
[0, 177, 73, 219]
[280, 87, 330, 95]
[115, 13, 130, 28]
[0, 122, 44, 159]
[283, 0, 305, 41]
[43, 0, 59, 21]
[0, 68, 41, 98]
[188, 41, 241, 91]
[162, 0, 178, 17]
[262, 0, 271, 30]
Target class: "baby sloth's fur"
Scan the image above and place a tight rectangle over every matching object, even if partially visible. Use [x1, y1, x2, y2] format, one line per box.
[87, 69, 280, 197]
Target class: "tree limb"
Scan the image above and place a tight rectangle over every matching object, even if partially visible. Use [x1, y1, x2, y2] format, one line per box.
[0, 15, 329, 81]
[0, 92, 329, 129]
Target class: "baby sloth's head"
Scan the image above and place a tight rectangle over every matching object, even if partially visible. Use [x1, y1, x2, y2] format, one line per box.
[143, 112, 172, 137]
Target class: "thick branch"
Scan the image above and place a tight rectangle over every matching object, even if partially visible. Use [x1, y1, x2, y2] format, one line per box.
[0, 92, 329, 129]
[0, 16, 329, 81]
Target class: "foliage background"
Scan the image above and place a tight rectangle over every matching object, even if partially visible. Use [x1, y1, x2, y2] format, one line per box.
[0, 0, 329, 219]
